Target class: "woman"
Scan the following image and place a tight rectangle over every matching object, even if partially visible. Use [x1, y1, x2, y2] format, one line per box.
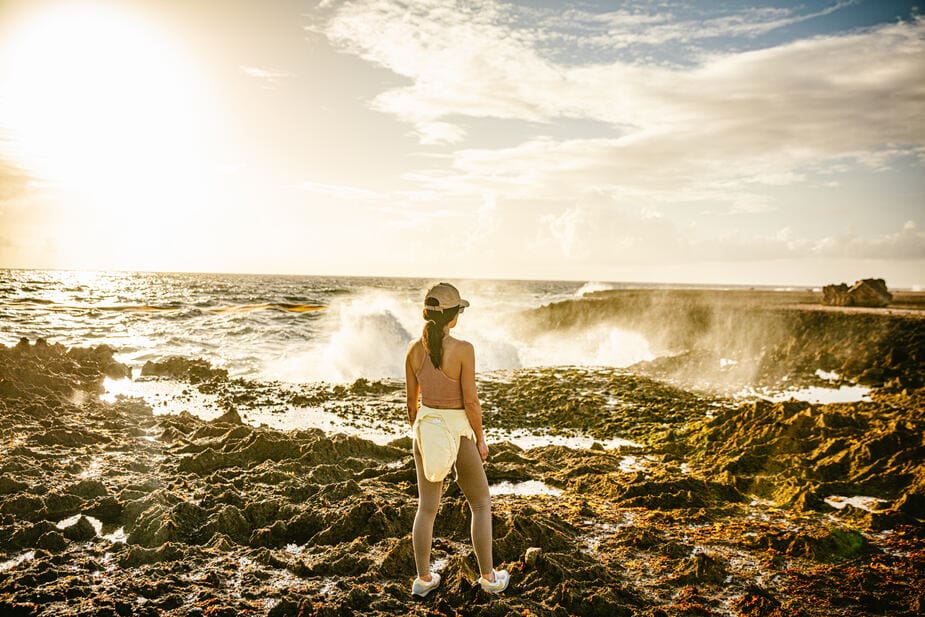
[405, 282, 510, 597]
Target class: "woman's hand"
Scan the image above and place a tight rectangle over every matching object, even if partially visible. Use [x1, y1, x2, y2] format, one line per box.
[477, 438, 489, 461]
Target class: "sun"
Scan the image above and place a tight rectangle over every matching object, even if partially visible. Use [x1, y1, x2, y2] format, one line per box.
[0, 3, 217, 265]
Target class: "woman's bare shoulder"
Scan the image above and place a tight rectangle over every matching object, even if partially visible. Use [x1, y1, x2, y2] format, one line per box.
[444, 336, 474, 356]
[406, 338, 424, 361]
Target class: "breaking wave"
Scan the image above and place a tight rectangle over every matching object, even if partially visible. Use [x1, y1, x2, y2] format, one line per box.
[269, 292, 656, 382]
[574, 281, 615, 297]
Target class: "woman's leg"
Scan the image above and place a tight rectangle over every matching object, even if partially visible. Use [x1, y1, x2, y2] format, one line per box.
[455, 436, 494, 577]
[412, 440, 443, 579]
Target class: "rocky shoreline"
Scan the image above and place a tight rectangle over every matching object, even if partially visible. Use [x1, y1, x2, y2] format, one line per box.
[1, 331, 923, 616]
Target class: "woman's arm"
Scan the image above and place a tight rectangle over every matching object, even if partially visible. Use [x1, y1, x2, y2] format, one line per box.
[405, 343, 420, 426]
[459, 342, 489, 460]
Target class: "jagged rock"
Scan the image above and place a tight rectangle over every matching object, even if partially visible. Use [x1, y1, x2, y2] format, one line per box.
[205, 532, 236, 552]
[87, 496, 123, 523]
[43, 492, 83, 519]
[249, 520, 287, 548]
[67, 345, 131, 379]
[494, 506, 576, 556]
[311, 498, 409, 546]
[212, 408, 243, 425]
[730, 585, 784, 617]
[10, 521, 58, 549]
[31, 428, 108, 447]
[201, 505, 250, 544]
[374, 536, 415, 578]
[823, 278, 892, 307]
[524, 546, 542, 567]
[243, 500, 281, 528]
[1, 495, 45, 520]
[750, 527, 868, 562]
[36, 530, 67, 551]
[895, 491, 925, 519]
[285, 509, 324, 544]
[0, 476, 29, 494]
[675, 551, 727, 584]
[140, 357, 228, 382]
[67, 479, 109, 499]
[0, 600, 41, 617]
[62, 515, 97, 542]
[128, 500, 209, 547]
[119, 542, 184, 567]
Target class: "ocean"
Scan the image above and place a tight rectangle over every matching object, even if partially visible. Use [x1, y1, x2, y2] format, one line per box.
[0, 269, 664, 383]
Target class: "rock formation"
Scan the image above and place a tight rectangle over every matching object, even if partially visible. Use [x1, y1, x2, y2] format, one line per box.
[823, 278, 892, 307]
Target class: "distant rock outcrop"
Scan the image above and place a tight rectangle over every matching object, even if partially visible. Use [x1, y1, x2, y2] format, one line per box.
[822, 278, 892, 307]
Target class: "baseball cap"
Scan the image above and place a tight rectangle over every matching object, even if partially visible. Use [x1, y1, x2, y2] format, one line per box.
[424, 282, 470, 312]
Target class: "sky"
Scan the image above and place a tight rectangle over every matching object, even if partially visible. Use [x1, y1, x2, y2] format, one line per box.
[0, 0, 922, 287]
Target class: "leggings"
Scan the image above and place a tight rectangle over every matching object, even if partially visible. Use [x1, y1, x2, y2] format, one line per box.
[412, 435, 493, 578]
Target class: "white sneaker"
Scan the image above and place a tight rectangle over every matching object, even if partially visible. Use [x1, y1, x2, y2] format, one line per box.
[478, 569, 510, 594]
[412, 572, 441, 597]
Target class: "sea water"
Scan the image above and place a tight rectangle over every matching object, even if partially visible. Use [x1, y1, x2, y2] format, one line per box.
[0, 269, 657, 382]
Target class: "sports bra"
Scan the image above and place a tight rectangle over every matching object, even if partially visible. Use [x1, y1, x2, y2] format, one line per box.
[415, 346, 464, 409]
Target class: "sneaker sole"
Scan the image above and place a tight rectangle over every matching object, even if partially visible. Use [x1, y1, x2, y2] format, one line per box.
[413, 577, 440, 598]
[480, 578, 509, 594]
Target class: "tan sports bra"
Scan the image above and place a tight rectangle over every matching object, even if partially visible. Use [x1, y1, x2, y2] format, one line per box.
[415, 348, 464, 409]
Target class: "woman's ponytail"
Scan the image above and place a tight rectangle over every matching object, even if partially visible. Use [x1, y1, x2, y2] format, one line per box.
[422, 299, 459, 369]
[422, 318, 442, 368]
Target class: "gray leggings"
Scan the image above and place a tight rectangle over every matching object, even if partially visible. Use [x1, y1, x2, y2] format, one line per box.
[412, 435, 494, 578]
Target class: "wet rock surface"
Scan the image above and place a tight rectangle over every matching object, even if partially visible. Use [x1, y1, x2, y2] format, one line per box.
[1, 318, 923, 616]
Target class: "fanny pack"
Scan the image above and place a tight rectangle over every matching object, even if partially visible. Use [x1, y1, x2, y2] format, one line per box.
[413, 406, 475, 482]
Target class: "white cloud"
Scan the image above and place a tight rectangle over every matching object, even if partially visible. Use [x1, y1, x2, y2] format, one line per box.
[443, 198, 925, 268]
[561, 1, 859, 51]
[809, 221, 925, 260]
[318, 1, 924, 212]
[307, 2, 925, 282]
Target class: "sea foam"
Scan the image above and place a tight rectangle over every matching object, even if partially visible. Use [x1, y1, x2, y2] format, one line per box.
[266, 290, 656, 382]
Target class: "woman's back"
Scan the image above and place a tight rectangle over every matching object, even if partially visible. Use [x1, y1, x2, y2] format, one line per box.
[412, 336, 465, 408]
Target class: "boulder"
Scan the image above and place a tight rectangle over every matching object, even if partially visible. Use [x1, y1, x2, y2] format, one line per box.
[211, 408, 243, 425]
[0, 476, 29, 494]
[524, 546, 543, 568]
[10, 521, 58, 548]
[36, 530, 68, 551]
[62, 515, 97, 542]
[675, 551, 728, 584]
[140, 357, 227, 382]
[822, 278, 892, 307]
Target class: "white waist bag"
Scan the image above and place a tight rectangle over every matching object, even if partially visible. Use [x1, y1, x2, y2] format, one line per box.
[413, 406, 475, 482]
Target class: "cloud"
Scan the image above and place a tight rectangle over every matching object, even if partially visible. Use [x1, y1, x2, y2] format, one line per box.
[321, 0, 560, 143]
[444, 198, 925, 268]
[681, 220, 925, 263]
[308, 2, 925, 280]
[809, 220, 925, 260]
[240, 65, 293, 88]
[318, 1, 925, 211]
[555, 1, 860, 52]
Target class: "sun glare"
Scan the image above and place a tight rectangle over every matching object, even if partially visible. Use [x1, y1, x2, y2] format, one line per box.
[0, 3, 216, 263]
